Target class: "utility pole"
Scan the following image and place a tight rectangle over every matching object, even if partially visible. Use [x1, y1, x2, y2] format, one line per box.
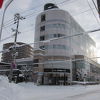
[12, 13, 25, 69]
[9, 13, 25, 82]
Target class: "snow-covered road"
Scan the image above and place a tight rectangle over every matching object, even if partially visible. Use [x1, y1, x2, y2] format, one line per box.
[0, 76, 100, 100]
[67, 89, 100, 100]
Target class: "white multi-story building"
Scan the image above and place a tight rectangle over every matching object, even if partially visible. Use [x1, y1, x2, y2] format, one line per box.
[35, 3, 96, 59]
[34, 3, 100, 85]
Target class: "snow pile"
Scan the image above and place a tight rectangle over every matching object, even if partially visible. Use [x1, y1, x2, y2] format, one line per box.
[0, 76, 100, 100]
[0, 76, 22, 100]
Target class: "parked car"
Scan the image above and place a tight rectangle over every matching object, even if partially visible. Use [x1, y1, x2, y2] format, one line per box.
[8, 69, 25, 83]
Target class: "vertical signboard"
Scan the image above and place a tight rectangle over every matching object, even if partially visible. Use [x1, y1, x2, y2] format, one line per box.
[0, 0, 3, 8]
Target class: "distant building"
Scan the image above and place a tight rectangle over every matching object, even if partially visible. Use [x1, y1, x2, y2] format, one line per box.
[33, 3, 100, 85]
[2, 42, 33, 63]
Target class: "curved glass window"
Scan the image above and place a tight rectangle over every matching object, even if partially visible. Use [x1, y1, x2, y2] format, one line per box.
[40, 34, 65, 41]
[49, 33, 65, 38]
[45, 23, 66, 29]
[40, 45, 45, 50]
[46, 19, 68, 24]
[40, 44, 67, 50]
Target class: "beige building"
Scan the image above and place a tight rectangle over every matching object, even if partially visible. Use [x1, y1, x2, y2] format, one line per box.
[2, 42, 33, 63]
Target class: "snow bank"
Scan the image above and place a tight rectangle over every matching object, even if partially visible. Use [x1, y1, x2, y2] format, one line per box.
[0, 75, 100, 100]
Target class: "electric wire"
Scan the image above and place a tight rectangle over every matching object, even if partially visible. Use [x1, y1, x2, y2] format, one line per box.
[2, 7, 96, 29]
[0, 28, 100, 53]
[0, 57, 99, 68]
[2, 0, 83, 28]
[92, 0, 99, 14]
[3, 0, 55, 26]
[0, 34, 14, 42]
[2, 0, 96, 28]
[5, 7, 96, 39]
[87, 0, 100, 25]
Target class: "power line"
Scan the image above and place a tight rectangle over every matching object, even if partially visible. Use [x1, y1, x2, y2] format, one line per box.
[1, 24, 100, 45]
[1, 0, 96, 29]
[57, 0, 78, 5]
[92, 0, 99, 14]
[2, 0, 79, 27]
[0, 57, 99, 68]
[1, 0, 100, 44]
[87, 0, 100, 25]
[1, 28, 100, 53]
[0, 26, 34, 43]
[0, 34, 14, 42]
[2, 7, 96, 30]
[1, 21, 100, 46]
[3, 0, 55, 26]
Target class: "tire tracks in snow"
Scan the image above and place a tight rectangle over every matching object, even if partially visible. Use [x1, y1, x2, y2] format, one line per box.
[66, 89, 100, 100]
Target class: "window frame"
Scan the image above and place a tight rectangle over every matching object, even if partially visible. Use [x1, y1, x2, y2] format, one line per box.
[40, 26, 45, 31]
[41, 14, 46, 22]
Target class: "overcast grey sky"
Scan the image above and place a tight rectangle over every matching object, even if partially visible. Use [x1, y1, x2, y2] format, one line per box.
[0, 0, 100, 62]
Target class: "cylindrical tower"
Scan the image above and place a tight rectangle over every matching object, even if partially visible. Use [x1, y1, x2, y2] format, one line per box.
[34, 3, 97, 85]
[35, 3, 74, 59]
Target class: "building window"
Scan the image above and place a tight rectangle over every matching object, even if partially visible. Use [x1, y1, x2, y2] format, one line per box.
[46, 34, 65, 39]
[53, 44, 66, 49]
[45, 23, 66, 29]
[44, 68, 70, 73]
[40, 26, 45, 31]
[40, 45, 66, 50]
[40, 45, 45, 50]
[40, 36, 45, 41]
[41, 14, 46, 22]
[33, 59, 39, 63]
[54, 34, 62, 37]
[58, 34, 61, 37]
[33, 59, 39, 67]
[54, 34, 57, 37]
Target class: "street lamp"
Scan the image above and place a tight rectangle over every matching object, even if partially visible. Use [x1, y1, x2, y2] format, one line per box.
[0, 0, 13, 41]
